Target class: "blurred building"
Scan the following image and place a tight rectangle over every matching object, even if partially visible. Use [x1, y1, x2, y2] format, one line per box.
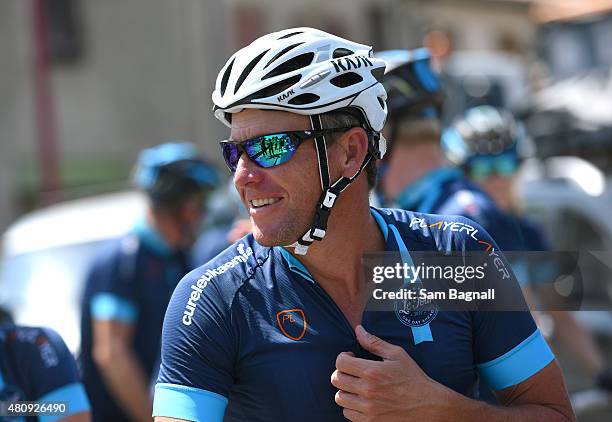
[1, 0, 230, 231]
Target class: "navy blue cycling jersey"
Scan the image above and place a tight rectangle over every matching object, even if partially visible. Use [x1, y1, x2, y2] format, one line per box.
[393, 167, 524, 252]
[0, 325, 90, 421]
[153, 208, 553, 422]
[80, 219, 190, 421]
[515, 216, 549, 252]
[507, 216, 557, 287]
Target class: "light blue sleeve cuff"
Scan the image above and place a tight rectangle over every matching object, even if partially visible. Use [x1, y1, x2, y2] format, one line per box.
[477, 329, 554, 390]
[39, 382, 91, 422]
[153, 383, 228, 422]
[510, 261, 529, 287]
[91, 293, 138, 323]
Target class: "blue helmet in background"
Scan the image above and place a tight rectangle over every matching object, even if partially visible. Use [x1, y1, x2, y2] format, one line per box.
[373, 48, 446, 196]
[441, 105, 530, 177]
[134, 142, 220, 205]
[376, 48, 445, 123]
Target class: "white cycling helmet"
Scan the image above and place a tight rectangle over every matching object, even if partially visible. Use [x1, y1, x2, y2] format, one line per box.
[212, 27, 388, 255]
[212, 27, 387, 132]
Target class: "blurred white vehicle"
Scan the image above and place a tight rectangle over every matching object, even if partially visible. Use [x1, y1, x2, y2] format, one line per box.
[0, 191, 146, 354]
[442, 50, 529, 121]
[519, 156, 612, 320]
[519, 156, 612, 250]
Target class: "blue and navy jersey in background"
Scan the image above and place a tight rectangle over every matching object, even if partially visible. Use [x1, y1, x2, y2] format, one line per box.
[508, 216, 556, 287]
[392, 167, 525, 252]
[80, 219, 190, 422]
[191, 224, 233, 268]
[0, 325, 90, 421]
[153, 208, 554, 422]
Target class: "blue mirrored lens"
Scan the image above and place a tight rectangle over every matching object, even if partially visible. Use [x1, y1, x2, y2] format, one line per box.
[244, 134, 297, 168]
[222, 143, 240, 172]
[469, 156, 518, 180]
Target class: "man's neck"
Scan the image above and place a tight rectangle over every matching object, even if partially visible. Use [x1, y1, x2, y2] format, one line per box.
[289, 184, 385, 299]
[146, 210, 180, 251]
[382, 143, 444, 201]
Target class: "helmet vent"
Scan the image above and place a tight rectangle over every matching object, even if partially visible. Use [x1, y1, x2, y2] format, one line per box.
[250, 75, 302, 99]
[264, 43, 304, 69]
[332, 48, 354, 58]
[262, 53, 314, 80]
[330, 72, 363, 88]
[220, 58, 235, 96]
[370, 67, 385, 81]
[288, 93, 320, 105]
[278, 31, 303, 39]
[234, 49, 270, 94]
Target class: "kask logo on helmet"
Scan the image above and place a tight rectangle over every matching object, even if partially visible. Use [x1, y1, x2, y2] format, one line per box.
[277, 89, 295, 102]
[331, 55, 374, 73]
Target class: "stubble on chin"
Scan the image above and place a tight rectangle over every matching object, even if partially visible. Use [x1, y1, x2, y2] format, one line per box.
[251, 213, 311, 247]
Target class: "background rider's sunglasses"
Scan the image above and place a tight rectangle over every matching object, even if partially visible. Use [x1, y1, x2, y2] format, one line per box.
[219, 128, 350, 172]
[467, 155, 519, 181]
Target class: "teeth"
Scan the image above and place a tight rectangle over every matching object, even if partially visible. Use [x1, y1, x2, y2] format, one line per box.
[251, 198, 281, 208]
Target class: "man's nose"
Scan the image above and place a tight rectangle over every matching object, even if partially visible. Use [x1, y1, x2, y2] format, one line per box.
[234, 153, 264, 190]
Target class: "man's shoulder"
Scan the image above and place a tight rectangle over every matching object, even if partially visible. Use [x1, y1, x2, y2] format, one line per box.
[83, 233, 145, 294]
[0, 324, 69, 361]
[439, 180, 499, 218]
[168, 235, 272, 328]
[178, 234, 272, 301]
[375, 207, 492, 251]
[88, 233, 140, 271]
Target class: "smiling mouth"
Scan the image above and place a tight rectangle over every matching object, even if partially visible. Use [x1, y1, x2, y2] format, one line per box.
[249, 197, 282, 208]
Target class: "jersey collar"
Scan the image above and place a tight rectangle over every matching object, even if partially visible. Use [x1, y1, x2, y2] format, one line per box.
[133, 217, 174, 257]
[278, 208, 396, 284]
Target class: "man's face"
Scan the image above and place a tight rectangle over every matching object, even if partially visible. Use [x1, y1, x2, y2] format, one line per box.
[175, 192, 207, 249]
[478, 174, 514, 212]
[231, 109, 322, 247]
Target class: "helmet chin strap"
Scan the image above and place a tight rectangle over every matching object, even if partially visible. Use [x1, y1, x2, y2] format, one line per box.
[286, 114, 383, 255]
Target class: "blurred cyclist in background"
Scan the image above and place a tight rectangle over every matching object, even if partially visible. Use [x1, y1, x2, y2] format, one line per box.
[376, 48, 525, 253]
[80, 142, 219, 421]
[442, 105, 612, 394]
[0, 310, 91, 421]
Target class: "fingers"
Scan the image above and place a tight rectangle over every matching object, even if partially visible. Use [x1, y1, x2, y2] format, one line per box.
[335, 389, 368, 413]
[335, 352, 374, 377]
[331, 369, 364, 394]
[355, 325, 404, 361]
[342, 407, 365, 422]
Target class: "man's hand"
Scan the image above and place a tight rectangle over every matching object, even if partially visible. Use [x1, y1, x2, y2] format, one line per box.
[332, 325, 575, 422]
[331, 325, 446, 422]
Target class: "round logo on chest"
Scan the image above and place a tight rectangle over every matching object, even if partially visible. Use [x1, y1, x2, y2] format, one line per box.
[394, 287, 438, 327]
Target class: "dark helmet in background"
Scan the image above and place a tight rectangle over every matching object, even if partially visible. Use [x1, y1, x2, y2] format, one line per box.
[134, 142, 220, 207]
[376, 48, 445, 125]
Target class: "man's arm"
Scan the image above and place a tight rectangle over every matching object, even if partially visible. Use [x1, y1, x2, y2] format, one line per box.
[152, 268, 236, 422]
[92, 319, 152, 422]
[332, 325, 574, 422]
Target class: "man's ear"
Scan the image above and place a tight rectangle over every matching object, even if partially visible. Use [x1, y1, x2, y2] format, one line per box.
[336, 127, 369, 178]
